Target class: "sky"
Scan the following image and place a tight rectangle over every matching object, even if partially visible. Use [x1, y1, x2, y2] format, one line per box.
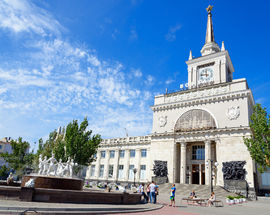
[0, 0, 270, 151]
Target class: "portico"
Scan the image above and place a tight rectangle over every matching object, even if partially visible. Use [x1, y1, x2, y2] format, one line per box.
[175, 137, 217, 185]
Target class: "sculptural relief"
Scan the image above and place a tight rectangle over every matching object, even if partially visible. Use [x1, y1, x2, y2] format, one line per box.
[226, 106, 240, 120]
[158, 116, 167, 127]
[153, 160, 168, 177]
[222, 161, 246, 180]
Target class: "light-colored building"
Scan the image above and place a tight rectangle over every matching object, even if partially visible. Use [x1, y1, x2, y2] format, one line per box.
[0, 137, 13, 167]
[86, 6, 270, 194]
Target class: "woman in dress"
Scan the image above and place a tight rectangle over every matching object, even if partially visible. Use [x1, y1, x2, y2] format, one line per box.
[207, 192, 216, 206]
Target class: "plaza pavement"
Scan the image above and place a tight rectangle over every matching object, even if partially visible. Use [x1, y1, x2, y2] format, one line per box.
[0, 195, 269, 215]
[118, 194, 270, 215]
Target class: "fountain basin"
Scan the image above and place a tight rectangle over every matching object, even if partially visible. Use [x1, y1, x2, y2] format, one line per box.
[21, 175, 83, 191]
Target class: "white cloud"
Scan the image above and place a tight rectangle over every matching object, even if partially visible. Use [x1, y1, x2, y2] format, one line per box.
[145, 75, 155, 85]
[165, 79, 174, 85]
[165, 24, 182, 42]
[129, 29, 138, 40]
[0, 0, 62, 36]
[0, 0, 154, 144]
[132, 68, 142, 78]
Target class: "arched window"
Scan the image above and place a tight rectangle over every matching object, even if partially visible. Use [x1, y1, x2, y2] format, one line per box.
[174, 109, 216, 132]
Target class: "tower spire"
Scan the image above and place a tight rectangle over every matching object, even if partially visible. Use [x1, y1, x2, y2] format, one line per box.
[205, 5, 215, 44]
[201, 5, 220, 56]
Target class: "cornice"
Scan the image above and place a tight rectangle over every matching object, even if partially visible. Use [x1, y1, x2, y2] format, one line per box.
[151, 126, 251, 138]
[151, 89, 251, 112]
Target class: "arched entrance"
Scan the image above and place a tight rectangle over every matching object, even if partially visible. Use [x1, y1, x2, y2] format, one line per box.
[174, 109, 217, 185]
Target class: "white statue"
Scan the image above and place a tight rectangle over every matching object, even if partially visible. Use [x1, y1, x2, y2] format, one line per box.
[41, 156, 48, 175]
[37, 153, 77, 178]
[46, 153, 57, 176]
[61, 157, 71, 177]
[69, 159, 74, 177]
[25, 178, 35, 188]
[38, 155, 46, 175]
[56, 158, 64, 176]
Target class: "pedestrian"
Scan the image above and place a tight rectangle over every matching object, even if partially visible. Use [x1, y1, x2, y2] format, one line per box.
[138, 183, 147, 203]
[169, 184, 176, 207]
[207, 192, 216, 207]
[146, 183, 150, 202]
[154, 182, 159, 204]
[149, 181, 156, 203]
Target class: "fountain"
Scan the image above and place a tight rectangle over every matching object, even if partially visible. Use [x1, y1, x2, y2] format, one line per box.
[21, 154, 83, 190]
[0, 152, 141, 204]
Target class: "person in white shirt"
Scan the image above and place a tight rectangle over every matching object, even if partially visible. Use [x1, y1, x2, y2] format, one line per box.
[149, 181, 156, 203]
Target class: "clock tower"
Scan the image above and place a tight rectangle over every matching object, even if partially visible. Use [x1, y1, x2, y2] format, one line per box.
[186, 5, 234, 88]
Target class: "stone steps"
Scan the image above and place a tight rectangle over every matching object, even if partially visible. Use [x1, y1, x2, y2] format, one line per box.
[158, 183, 235, 199]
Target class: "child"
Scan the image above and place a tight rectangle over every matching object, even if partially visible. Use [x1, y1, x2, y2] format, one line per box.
[169, 184, 176, 207]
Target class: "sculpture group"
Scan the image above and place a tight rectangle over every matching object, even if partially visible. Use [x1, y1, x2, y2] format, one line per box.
[222, 161, 246, 180]
[153, 160, 168, 177]
[38, 153, 77, 178]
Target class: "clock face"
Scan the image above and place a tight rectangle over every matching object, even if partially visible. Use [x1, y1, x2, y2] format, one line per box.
[198, 67, 213, 83]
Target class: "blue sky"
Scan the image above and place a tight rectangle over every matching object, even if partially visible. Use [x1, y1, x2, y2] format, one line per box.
[0, 0, 269, 150]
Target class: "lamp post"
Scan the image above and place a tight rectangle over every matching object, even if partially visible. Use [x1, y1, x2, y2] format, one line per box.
[206, 159, 219, 193]
[133, 168, 137, 186]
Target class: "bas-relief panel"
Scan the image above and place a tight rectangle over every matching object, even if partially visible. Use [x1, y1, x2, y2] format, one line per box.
[164, 85, 230, 104]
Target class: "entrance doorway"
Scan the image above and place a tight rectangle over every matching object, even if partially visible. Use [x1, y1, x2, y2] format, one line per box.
[201, 164, 205, 185]
[192, 164, 200, 184]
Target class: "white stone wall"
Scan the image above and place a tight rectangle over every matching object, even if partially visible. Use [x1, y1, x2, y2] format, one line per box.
[86, 136, 151, 183]
[216, 134, 255, 187]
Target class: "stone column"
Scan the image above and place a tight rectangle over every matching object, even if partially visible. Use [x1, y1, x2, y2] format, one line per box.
[113, 149, 120, 181]
[104, 149, 110, 180]
[173, 143, 177, 183]
[205, 140, 211, 185]
[146, 148, 151, 182]
[215, 139, 221, 186]
[180, 142, 187, 184]
[124, 149, 130, 181]
[136, 148, 141, 183]
[95, 150, 101, 179]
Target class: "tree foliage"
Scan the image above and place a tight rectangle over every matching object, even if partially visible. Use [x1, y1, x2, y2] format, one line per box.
[0, 137, 34, 175]
[0, 165, 10, 179]
[244, 104, 270, 172]
[39, 117, 101, 166]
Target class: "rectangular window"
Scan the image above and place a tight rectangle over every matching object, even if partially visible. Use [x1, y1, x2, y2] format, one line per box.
[130, 149, 135, 158]
[93, 153, 97, 159]
[110, 150, 115, 158]
[129, 165, 135, 180]
[140, 165, 146, 180]
[192, 145, 205, 160]
[262, 168, 270, 186]
[141, 149, 147, 157]
[108, 165, 114, 178]
[118, 165, 124, 179]
[119, 150, 125, 158]
[99, 165, 104, 177]
[90, 165, 95, 177]
[101, 151, 106, 158]
[0, 145, 2, 150]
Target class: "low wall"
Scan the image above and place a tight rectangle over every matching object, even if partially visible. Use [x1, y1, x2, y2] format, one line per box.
[0, 186, 141, 204]
[21, 175, 83, 191]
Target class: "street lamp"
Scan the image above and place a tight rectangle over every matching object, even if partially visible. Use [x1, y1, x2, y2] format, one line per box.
[206, 159, 219, 193]
[133, 168, 137, 186]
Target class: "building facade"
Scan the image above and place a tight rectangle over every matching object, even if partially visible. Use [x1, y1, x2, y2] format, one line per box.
[0, 137, 13, 167]
[86, 6, 270, 192]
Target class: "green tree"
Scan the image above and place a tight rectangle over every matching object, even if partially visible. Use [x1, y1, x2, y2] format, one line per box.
[244, 104, 270, 172]
[0, 165, 10, 179]
[65, 117, 101, 166]
[0, 137, 34, 176]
